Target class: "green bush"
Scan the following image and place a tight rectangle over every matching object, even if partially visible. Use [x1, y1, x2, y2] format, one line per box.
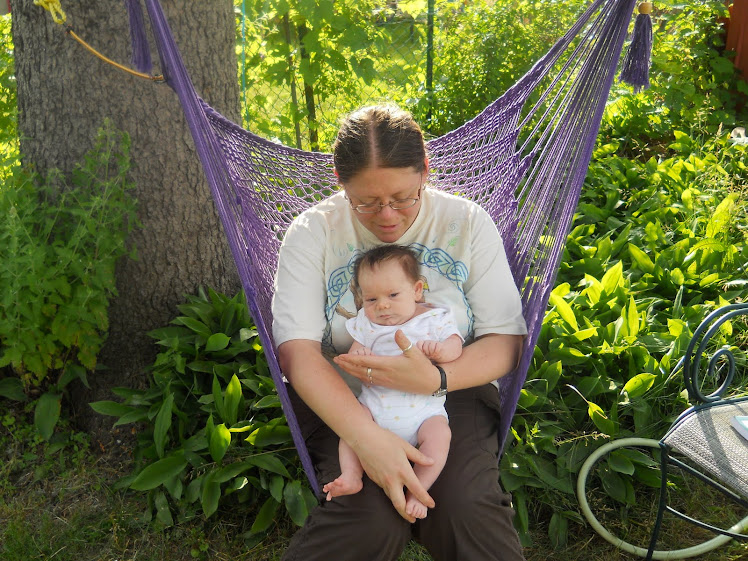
[0, 13, 17, 175]
[418, 0, 588, 135]
[504, 129, 748, 547]
[0, 122, 137, 440]
[91, 288, 316, 538]
[601, 0, 748, 155]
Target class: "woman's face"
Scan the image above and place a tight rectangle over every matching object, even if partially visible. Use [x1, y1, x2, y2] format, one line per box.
[343, 166, 426, 243]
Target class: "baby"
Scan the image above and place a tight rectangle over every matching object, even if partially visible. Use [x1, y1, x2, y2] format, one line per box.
[323, 244, 462, 519]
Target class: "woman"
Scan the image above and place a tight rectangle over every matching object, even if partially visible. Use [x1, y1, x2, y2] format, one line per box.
[272, 105, 527, 561]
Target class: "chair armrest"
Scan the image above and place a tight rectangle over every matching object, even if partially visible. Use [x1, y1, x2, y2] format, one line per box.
[677, 303, 748, 404]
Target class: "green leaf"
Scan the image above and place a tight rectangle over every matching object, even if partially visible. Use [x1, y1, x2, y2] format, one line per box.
[250, 497, 280, 535]
[634, 465, 663, 488]
[224, 374, 242, 427]
[239, 328, 258, 342]
[209, 423, 232, 463]
[571, 327, 598, 342]
[154, 394, 174, 458]
[254, 395, 281, 409]
[549, 293, 578, 330]
[269, 475, 285, 503]
[548, 511, 568, 548]
[212, 375, 225, 420]
[58, 364, 87, 390]
[601, 261, 623, 295]
[608, 451, 635, 475]
[213, 461, 251, 484]
[588, 401, 616, 436]
[0, 378, 27, 401]
[173, 316, 213, 338]
[600, 467, 628, 504]
[247, 424, 293, 447]
[622, 373, 656, 399]
[34, 392, 61, 441]
[670, 268, 685, 286]
[284, 480, 310, 527]
[517, 389, 538, 409]
[625, 295, 639, 337]
[628, 244, 655, 273]
[206, 333, 231, 352]
[201, 472, 221, 518]
[131, 454, 187, 491]
[244, 454, 291, 478]
[155, 491, 174, 526]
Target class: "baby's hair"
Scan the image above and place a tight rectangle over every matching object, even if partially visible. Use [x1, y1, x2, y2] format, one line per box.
[352, 245, 421, 288]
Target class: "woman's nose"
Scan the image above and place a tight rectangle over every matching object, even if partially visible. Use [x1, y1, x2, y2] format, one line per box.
[378, 204, 397, 218]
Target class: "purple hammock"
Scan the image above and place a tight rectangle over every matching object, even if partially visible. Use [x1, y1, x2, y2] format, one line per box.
[132, 0, 649, 494]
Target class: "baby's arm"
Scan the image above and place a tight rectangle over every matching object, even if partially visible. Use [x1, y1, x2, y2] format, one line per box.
[349, 340, 373, 356]
[416, 334, 463, 363]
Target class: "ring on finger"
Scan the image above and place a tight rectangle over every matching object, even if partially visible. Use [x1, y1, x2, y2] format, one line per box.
[403, 342, 413, 352]
[366, 367, 373, 386]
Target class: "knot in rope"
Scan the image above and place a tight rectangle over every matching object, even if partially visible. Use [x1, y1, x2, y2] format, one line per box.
[34, 0, 67, 25]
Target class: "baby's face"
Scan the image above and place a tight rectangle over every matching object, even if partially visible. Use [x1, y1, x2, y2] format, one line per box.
[358, 261, 422, 326]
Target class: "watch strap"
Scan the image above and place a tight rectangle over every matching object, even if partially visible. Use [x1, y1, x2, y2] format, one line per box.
[432, 365, 447, 397]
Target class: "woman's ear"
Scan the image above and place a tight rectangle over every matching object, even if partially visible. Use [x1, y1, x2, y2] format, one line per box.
[333, 168, 339, 178]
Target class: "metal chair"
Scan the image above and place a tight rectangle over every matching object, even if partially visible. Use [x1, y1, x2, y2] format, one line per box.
[577, 303, 748, 560]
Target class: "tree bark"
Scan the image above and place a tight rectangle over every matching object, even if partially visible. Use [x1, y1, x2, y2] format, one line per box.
[11, 0, 241, 435]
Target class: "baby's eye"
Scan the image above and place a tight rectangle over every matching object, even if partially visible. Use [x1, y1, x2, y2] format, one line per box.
[366, 298, 377, 303]
[390, 293, 399, 298]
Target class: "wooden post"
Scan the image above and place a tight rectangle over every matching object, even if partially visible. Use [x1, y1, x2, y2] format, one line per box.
[726, 1, 748, 80]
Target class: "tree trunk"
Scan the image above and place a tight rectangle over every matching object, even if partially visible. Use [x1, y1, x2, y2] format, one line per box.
[11, 0, 241, 436]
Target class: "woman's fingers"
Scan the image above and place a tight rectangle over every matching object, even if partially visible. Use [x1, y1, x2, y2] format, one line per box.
[394, 329, 413, 353]
[353, 428, 435, 522]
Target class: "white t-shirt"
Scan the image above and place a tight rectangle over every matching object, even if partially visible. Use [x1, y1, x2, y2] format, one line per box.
[272, 188, 527, 389]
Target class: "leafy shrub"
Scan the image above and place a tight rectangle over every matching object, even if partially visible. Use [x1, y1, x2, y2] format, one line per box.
[418, 0, 588, 135]
[0, 122, 137, 440]
[601, 0, 748, 155]
[90, 288, 316, 537]
[0, 13, 17, 175]
[503, 130, 748, 547]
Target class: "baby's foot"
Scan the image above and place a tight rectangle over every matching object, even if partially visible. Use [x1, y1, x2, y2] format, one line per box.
[405, 491, 429, 519]
[322, 473, 363, 501]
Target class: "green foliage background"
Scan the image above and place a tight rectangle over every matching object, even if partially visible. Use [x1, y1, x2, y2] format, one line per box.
[1, 0, 747, 549]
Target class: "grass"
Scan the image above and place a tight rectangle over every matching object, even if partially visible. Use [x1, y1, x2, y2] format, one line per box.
[2, 404, 748, 561]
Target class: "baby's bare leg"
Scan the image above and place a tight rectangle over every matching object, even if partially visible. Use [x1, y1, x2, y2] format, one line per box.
[321, 404, 372, 501]
[406, 415, 451, 519]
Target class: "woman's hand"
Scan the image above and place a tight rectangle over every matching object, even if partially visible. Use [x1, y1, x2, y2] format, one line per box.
[351, 422, 435, 522]
[333, 330, 440, 394]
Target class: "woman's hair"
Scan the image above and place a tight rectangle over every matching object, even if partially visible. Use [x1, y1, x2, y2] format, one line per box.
[333, 105, 427, 183]
[352, 245, 421, 289]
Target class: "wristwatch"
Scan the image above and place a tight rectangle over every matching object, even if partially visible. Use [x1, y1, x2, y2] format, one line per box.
[431, 365, 448, 397]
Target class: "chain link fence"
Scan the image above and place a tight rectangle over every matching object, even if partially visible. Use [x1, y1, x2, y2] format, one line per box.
[237, 1, 447, 151]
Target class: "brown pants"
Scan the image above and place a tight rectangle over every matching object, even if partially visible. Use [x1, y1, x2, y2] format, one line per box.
[282, 384, 525, 561]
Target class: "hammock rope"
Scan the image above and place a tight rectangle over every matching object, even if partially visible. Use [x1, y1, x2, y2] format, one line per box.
[124, 0, 647, 495]
[35, 0, 160, 81]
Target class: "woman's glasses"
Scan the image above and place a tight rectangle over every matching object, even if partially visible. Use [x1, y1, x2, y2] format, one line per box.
[346, 186, 422, 214]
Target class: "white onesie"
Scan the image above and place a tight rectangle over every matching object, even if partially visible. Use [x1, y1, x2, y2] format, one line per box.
[345, 305, 462, 445]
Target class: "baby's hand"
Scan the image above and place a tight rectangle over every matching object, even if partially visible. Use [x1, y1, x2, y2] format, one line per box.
[351, 346, 373, 356]
[416, 340, 442, 361]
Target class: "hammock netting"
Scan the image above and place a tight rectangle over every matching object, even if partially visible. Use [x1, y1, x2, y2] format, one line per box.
[137, 0, 643, 494]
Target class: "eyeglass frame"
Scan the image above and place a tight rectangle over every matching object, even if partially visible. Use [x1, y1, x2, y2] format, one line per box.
[345, 183, 423, 214]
